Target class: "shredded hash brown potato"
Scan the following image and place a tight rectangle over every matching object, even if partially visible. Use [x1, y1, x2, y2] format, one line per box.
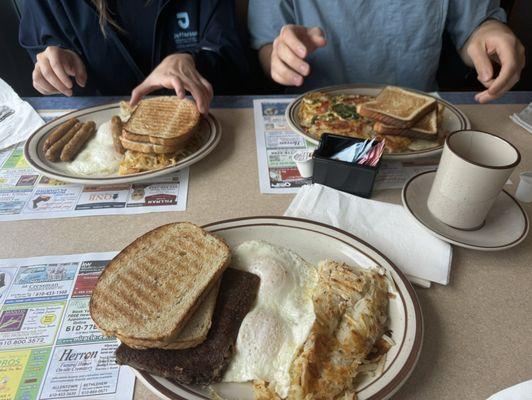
[252, 261, 390, 400]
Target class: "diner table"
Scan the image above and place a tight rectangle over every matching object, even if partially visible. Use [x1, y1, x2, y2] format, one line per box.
[2, 91, 532, 400]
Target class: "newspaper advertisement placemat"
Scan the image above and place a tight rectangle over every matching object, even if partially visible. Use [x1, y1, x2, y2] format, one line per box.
[0, 251, 134, 400]
[253, 99, 440, 194]
[0, 110, 189, 221]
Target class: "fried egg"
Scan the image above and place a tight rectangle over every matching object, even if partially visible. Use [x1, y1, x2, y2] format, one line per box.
[222, 241, 317, 398]
[66, 120, 122, 176]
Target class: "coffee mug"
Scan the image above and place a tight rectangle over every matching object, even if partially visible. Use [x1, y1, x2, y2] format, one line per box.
[427, 130, 520, 230]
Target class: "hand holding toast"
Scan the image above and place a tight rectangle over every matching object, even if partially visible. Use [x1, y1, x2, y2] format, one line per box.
[32, 46, 87, 96]
[130, 53, 213, 114]
[461, 20, 525, 103]
[263, 25, 327, 86]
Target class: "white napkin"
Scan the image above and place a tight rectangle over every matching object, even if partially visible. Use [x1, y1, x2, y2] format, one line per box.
[510, 102, 532, 134]
[0, 78, 44, 150]
[487, 380, 532, 400]
[285, 184, 452, 286]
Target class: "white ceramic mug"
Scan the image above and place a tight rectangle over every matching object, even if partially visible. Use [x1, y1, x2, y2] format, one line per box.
[427, 130, 520, 230]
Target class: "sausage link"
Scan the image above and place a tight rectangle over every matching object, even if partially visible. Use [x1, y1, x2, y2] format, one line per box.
[45, 122, 82, 162]
[43, 118, 79, 152]
[111, 116, 125, 154]
[60, 121, 97, 162]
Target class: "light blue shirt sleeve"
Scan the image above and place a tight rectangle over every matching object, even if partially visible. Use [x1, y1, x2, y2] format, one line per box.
[248, 0, 295, 49]
[446, 0, 507, 49]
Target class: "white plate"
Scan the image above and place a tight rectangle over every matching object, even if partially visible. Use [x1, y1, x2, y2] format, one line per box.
[285, 84, 471, 160]
[402, 171, 529, 250]
[24, 102, 221, 185]
[134, 216, 423, 400]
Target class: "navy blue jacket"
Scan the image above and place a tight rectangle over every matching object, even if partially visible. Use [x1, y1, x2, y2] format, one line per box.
[19, 0, 248, 95]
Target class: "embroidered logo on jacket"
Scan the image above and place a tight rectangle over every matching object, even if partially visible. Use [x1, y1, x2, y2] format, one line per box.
[174, 11, 198, 46]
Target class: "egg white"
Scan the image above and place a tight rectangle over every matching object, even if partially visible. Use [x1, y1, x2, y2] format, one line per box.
[66, 120, 122, 176]
[222, 240, 317, 398]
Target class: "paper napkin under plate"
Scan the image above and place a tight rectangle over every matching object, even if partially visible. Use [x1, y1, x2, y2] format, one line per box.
[487, 380, 532, 400]
[285, 184, 452, 287]
[0, 78, 44, 150]
[510, 102, 532, 134]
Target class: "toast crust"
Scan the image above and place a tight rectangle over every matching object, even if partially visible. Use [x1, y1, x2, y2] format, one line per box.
[89, 223, 231, 343]
[122, 129, 192, 146]
[120, 137, 186, 154]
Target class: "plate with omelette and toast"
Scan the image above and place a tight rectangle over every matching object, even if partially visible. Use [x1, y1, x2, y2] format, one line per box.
[24, 96, 221, 185]
[89, 217, 422, 400]
[286, 84, 471, 160]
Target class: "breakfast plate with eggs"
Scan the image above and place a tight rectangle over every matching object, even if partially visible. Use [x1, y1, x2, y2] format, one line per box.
[133, 216, 423, 400]
[286, 84, 471, 161]
[24, 98, 221, 185]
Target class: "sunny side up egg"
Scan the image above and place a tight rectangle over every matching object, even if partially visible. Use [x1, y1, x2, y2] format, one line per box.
[222, 240, 317, 398]
[66, 120, 122, 176]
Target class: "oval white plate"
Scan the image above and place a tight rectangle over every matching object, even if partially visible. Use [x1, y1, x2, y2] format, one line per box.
[134, 216, 423, 400]
[402, 171, 529, 251]
[24, 102, 221, 185]
[285, 84, 471, 161]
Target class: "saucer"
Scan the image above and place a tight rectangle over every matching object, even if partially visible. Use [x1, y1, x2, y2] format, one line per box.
[402, 171, 529, 251]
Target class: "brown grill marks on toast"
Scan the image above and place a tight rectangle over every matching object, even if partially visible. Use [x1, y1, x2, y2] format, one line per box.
[123, 96, 200, 140]
[114, 281, 221, 350]
[115, 268, 260, 385]
[89, 223, 231, 345]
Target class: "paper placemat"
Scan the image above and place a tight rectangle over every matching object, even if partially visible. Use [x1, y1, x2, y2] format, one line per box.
[0, 111, 189, 221]
[0, 251, 134, 400]
[252, 99, 440, 194]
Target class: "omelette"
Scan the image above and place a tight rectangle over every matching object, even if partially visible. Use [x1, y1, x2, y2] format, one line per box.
[297, 91, 443, 154]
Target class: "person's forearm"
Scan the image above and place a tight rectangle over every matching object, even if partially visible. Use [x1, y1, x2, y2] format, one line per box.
[459, 19, 509, 67]
[258, 44, 273, 75]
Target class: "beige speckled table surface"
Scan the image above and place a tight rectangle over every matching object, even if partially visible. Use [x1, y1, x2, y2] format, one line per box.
[2, 102, 531, 399]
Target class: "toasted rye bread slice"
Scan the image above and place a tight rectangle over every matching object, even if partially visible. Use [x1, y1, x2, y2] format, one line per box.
[120, 137, 185, 154]
[122, 129, 193, 147]
[116, 280, 221, 350]
[373, 103, 444, 139]
[359, 86, 436, 128]
[124, 96, 201, 139]
[89, 222, 231, 343]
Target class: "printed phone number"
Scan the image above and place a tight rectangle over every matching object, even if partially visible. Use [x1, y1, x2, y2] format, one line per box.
[64, 323, 98, 332]
[0, 337, 46, 346]
[32, 290, 69, 297]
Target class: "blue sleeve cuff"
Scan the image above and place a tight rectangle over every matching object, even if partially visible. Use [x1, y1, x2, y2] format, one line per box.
[453, 7, 507, 49]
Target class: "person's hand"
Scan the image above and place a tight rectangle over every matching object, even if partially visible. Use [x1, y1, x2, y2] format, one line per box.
[461, 20, 525, 103]
[267, 24, 327, 86]
[130, 53, 213, 114]
[33, 46, 87, 96]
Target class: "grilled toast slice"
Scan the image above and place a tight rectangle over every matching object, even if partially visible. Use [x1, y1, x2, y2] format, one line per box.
[120, 137, 184, 154]
[122, 130, 192, 147]
[373, 103, 444, 139]
[90, 222, 231, 344]
[115, 281, 220, 349]
[359, 86, 436, 128]
[124, 96, 200, 139]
